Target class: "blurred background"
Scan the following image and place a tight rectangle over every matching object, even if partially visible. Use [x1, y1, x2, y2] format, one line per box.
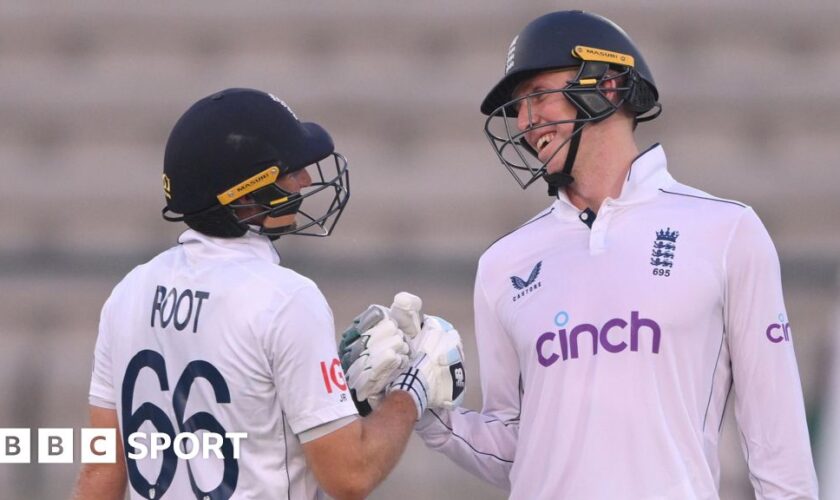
[1, 0, 839, 498]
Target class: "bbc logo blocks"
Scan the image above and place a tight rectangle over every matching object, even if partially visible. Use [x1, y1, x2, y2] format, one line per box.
[0, 428, 116, 464]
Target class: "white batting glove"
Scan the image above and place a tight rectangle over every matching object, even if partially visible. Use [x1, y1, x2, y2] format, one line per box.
[390, 291, 424, 340]
[386, 292, 466, 419]
[339, 305, 410, 415]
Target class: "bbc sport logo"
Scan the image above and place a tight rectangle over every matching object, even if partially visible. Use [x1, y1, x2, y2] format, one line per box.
[0, 428, 246, 463]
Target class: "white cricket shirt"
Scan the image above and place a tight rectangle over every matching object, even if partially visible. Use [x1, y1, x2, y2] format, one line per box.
[416, 145, 818, 499]
[89, 229, 358, 500]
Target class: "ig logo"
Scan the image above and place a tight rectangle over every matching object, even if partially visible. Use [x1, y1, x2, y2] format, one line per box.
[766, 313, 791, 343]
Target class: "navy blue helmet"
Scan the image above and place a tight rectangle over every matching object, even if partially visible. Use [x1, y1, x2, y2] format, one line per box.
[162, 88, 350, 238]
[482, 11, 661, 194]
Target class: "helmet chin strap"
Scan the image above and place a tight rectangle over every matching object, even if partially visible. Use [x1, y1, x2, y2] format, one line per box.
[260, 222, 297, 240]
[544, 110, 586, 197]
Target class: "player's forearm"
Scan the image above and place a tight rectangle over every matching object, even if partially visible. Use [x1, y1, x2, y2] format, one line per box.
[351, 391, 417, 495]
[733, 374, 818, 497]
[311, 391, 416, 499]
[72, 463, 127, 500]
[74, 406, 126, 499]
[415, 408, 516, 489]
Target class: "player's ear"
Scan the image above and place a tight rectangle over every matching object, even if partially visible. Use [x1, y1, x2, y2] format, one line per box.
[600, 73, 623, 105]
[231, 194, 257, 216]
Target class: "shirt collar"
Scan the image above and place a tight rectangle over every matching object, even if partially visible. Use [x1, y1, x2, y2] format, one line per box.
[552, 143, 674, 214]
[178, 229, 281, 265]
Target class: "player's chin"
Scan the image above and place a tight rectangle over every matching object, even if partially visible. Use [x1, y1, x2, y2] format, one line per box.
[263, 214, 297, 229]
[537, 137, 567, 163]
[541, 149, 569, 174]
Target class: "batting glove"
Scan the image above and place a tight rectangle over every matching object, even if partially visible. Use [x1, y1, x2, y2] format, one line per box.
[339, 305, 410, 416]
[386, 293, 466, 419]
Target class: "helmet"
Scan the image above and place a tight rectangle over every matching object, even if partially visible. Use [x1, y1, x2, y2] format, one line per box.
[481, 11, 661, 195]
[162, 88, 350, 238]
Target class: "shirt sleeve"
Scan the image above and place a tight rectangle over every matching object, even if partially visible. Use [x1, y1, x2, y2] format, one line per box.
[724, 208, 818, 498]
[265, 284, 358, 435]
[89, 296, 117, 409]
[414, 265, 519, 490]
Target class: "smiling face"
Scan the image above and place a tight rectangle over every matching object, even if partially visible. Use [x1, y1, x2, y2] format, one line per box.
[512, 69, 581, 174]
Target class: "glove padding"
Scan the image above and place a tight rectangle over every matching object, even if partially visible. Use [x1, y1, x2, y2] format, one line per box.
[339, 305, 409, 415]
[387, 297, 466, 419]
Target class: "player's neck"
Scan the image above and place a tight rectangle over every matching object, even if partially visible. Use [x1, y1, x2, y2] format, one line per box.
[564, 130, 638, 213]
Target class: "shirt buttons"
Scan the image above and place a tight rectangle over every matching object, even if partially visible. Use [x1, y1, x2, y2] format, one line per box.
[578, 208, 596, 228]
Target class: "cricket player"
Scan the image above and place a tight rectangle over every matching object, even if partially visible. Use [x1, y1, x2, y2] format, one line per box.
[73, 88, 464, 499]
[345, 11, 819, 499]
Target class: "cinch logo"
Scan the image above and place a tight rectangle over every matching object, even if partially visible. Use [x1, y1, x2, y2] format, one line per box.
[511, 261, 542, 302]
[536, 311, 662, 366]
[766, 313, 792, 343]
